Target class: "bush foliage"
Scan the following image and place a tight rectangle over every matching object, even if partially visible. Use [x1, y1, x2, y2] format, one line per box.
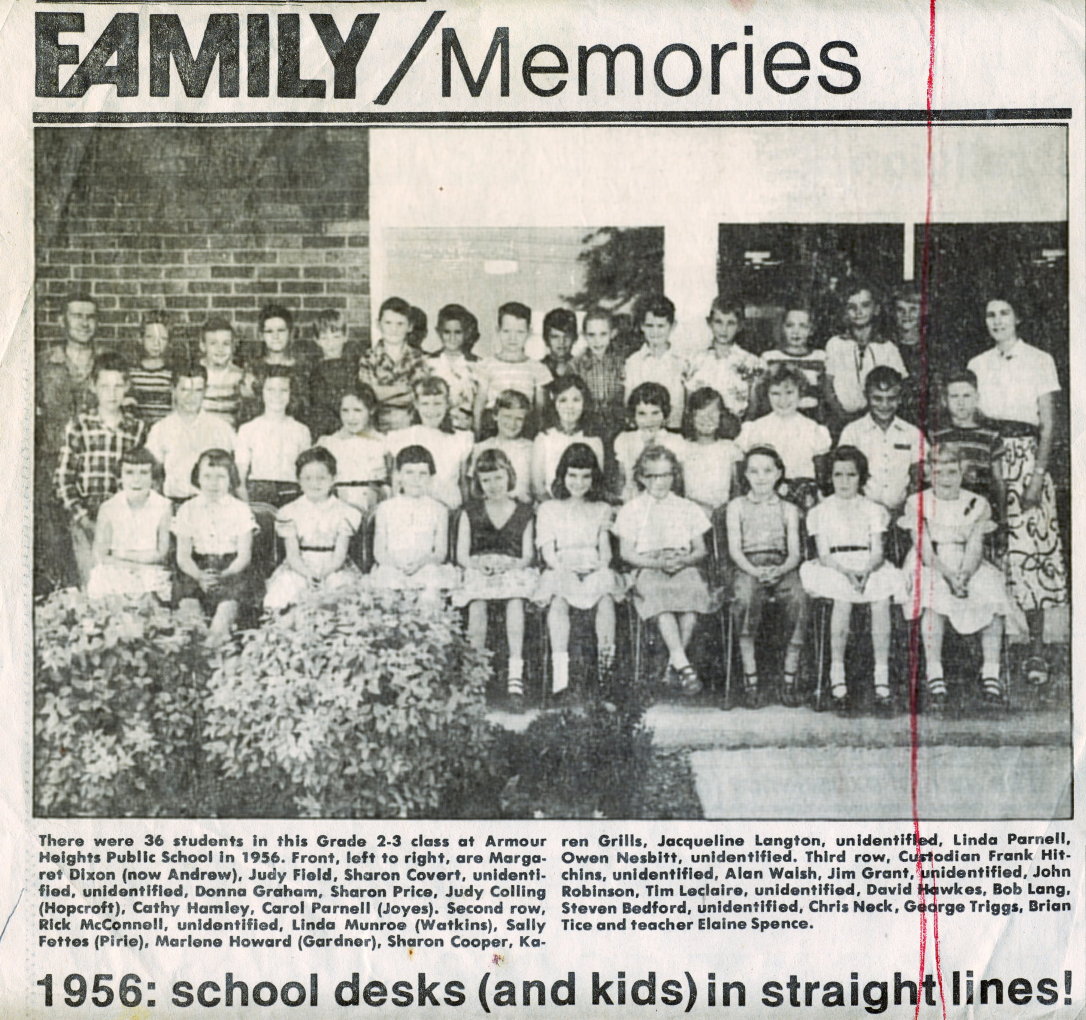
[34, 589, 210, 817]
[203, 587, 496, 817]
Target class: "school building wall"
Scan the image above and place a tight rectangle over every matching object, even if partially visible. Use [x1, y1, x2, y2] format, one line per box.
[35, 126, 370, 354]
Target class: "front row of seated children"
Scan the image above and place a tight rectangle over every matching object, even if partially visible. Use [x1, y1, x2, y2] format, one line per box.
[87, 434, 1023, 712]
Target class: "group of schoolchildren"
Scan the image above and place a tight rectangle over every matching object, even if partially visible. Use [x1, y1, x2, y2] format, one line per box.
[51, 284, 1042, 715]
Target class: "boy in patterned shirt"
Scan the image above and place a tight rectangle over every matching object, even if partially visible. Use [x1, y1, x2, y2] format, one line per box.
[55, 352, 147, 587]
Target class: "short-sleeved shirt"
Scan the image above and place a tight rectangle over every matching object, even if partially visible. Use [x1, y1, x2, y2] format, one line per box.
[96, 489, 171, 557]
[317, 431, 388, 483]
[475, 356, 552, 410]
[385, 424, 473, 509]
[276, 494, 362, 548]
[428, 352, 478, 429]
[172, 493, 256, 556]
[572, 349, 625, 426]
[685, 344, 765, 418]
[825, 336, 908, 415]
[357, 341, 432, 425]
[613, 491, 710, 555]
[536, 499, 613, 566]
[683, 439, 743, 510]
[146, 412, 236, 500]
[737, 412, 831, 480]
[967, 340, 1059, 426]
[932, 424, 1002, 502]
[127, 365, 174, 425]
[202, 363, 245, 427]
[807, 494, 888, 550]
[839, 414, 927, 510]
[624, 346, 687, 429]
[235, 415, 312, 483]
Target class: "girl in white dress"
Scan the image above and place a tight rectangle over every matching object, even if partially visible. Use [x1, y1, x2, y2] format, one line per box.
[317, 383, 389, 515]
[800, 446, 903, 713]
[369, 445, 458, 605]
[681, 386, 743, 515]
[87, 447, 172, 600]
[264, 447, 363, 611]
[535, 442, 624, 697]
[899, 443, 1027, 709]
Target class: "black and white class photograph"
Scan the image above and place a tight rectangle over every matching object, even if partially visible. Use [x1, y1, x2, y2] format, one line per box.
[34, 123, 1070, 821]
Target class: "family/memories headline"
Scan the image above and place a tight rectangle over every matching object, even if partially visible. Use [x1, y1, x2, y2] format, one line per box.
[35, 968, 1076, 1013]
[36, 12, 862, 101]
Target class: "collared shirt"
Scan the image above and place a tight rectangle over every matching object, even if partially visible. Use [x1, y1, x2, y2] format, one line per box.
[737, 412, 831, 480]
[839, 414, 927, 510]
[824, 336, 908, 414]
[572, 349, 625, 424]
[967, 340, 1059, 427]
[236, 415, 312, 484]
[613, 490, 710, 555]
[357, 341, 432, 419]
[146, 412, 236, 499]
[624, 345, 688, 429]
[55, 411, 147, 520]
[428, 352, 478, 430]
[685, 344, 766, 417]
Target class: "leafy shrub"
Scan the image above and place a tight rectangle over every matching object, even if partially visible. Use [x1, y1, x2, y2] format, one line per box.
[500, 673, 655, 818]
[203, 586, 495, 817]
[35, 589, 210, 817]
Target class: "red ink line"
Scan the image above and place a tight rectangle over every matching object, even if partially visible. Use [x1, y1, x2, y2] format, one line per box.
[911, 1, 947, 1017]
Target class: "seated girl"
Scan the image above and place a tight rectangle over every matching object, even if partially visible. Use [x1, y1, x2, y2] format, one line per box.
[899, 443, 1027, 710]
[799, 446, 904, 714]
[725, 445, 808, 708]
[453, 449, 538, 708]
[173, 449, 257, 647]
[263, 447, 364, 612]
[535, 442, 624, 698]
[614, 444, 712, 695]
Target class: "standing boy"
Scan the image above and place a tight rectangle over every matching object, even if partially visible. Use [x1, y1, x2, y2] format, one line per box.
[199, 317, 245, 427]
[54, 353, 147, 586]
[624, 295, 687, 430]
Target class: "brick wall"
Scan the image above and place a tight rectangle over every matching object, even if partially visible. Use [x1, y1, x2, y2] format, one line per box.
[35, 126, 370, 360]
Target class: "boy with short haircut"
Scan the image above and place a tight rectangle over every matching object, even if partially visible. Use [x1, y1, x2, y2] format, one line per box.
[685, 295, 765, 420]
[839, 366, 927, 513]
[306, 308, 362, 438]
[541, 308, 577, 382]
[146, 364, 236, 503]
[127, 311, 175, 425]
[932, 368, 1003, 508]
[624, 294, 687, 430]
[473, 302, 552, 434]
[572, 307, 626, 436]
[358, 296, 433, 432]
[54, 353, 147, 586]
[199, 317, 245, 427]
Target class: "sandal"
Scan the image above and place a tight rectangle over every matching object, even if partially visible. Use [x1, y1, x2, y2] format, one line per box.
[1023, 656, 1050, 687]
[742, 674, 766, 709]
[981, 677, 1005, 706]
[780, 672, 802, 708]
[677, 665, 703, 697]
[926, 678, 948, 714]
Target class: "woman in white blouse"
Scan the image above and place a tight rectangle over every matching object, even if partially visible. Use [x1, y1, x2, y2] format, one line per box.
[966, 296, 1068, 686]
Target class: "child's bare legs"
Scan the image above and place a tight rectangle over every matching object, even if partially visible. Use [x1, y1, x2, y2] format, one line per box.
[871, 598, 891, 700]
[829, 600, 852, 699]
[467, 600, 488, 651]
[980, 615, 1005, 701]
[920, 608, 948, 707]
[656, 611, 692, 671]
[206, 599, 238, 648]
[548, 598, 571, 694]
[595, 596, 616, 670]
[505, 599, 525, 699]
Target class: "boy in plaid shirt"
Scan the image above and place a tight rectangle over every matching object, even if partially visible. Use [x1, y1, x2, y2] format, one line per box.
[55, 353, 147, 587]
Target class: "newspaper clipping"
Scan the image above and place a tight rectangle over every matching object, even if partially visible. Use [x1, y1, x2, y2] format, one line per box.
[2, 0, 1083, 1016]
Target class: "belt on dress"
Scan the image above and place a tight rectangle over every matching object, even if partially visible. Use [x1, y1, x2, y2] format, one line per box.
[829, 545, 868, 553]
[299, 544, 336, 552]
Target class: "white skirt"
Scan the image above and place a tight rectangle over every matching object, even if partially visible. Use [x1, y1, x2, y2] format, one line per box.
[800, 560, 903, 604]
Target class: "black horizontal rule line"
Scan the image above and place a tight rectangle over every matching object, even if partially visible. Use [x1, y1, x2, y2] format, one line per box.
[32, 108, 1072, 125]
